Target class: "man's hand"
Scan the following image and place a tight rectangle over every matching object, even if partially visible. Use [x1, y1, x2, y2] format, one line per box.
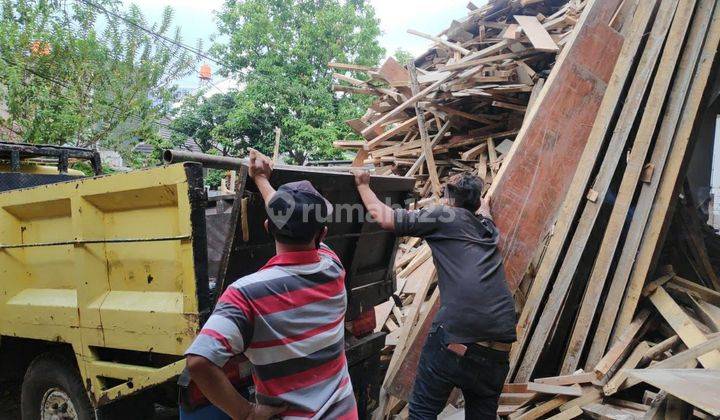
[248, 148, 273, 180]
[476, 194, 492, 220]
[245, 403, 287, 420]
[352, 169, 371, 188]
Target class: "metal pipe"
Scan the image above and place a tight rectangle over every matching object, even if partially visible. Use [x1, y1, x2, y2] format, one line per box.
[163, 149, 371, 173]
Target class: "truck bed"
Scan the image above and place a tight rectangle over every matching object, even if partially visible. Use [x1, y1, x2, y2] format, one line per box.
[0, 162, 415, 409]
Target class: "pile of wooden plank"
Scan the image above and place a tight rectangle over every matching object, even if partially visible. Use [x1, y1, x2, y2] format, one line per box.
[501, 0, 720, 417]
[331, 0, 585, 200]
[337, 0, 720, 418]
[500, 273, 720, 419]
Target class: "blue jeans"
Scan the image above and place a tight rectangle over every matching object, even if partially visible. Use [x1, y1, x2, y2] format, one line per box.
[408, 326, 509, 419]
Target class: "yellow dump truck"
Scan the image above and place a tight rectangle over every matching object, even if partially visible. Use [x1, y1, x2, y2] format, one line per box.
[0, 142, 414, 419]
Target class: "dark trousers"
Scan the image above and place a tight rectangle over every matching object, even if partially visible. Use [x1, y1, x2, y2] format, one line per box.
[408, 326, 509, 420]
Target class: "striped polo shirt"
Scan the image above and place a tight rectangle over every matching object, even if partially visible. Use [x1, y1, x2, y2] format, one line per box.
[186, 244, 357, 420]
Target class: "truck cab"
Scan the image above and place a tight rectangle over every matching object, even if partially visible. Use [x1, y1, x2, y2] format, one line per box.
[0, 143, 414, 419]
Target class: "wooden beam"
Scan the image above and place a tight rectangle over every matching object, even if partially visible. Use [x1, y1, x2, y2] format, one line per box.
[515, 15, 560, 52]
[405, 121, 452, 177]
[506, 0, 653, 377]
[364, 115, 422, 150]
[408, 61, 441, 197]
[668, 276, 720, 307]
[534, 372, 596, 386]
[565, 0, 701, 373]
[624, 335, 720, 389]
[512, 397, 568, 420]
[649, 287, 720, 368]
[526, 382, 583, 396]
[602, 341, 652, 395]
[272, 127, 281, 163]
[513, 0, 668, 382]
[361, 75, 453, 137]
[626, 369, 720, 416]
[613, 4, 720, 338]
[407, 29, 471, 55]
[328, 62, 377, 72]
[593, 309, 652, 379]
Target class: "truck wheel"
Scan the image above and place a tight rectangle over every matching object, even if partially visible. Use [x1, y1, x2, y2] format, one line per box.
[21, 353, 95, 420]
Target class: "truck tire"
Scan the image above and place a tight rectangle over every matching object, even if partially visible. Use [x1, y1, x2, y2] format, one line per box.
[21, 353, 95, 420]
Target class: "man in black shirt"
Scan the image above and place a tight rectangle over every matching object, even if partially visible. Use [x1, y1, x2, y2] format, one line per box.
[353, 171, 517, 419]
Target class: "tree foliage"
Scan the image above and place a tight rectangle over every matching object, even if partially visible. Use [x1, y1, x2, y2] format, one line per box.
[202, 0, 384, 164]
[0, 0, 195, 152]
[393, 48, 415, 66]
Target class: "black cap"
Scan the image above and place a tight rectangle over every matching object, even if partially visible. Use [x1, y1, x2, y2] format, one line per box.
[266, 181, 333, 240]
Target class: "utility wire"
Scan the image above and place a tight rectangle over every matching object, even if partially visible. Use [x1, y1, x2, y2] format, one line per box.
[74, 0, 227, 68]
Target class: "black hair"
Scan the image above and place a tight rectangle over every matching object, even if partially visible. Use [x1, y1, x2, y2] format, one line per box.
[267, 220, 324, 245]
[445, 173, 484, 212]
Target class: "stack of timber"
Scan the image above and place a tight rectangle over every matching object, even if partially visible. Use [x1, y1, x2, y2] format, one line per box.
[337, 0, 637, 417]
[499, 0, 720, 418]
[500, 272, 720, 419]
[331, 0, 585, 203]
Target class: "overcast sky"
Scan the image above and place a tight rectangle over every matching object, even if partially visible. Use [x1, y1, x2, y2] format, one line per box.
[126, 0, 471, 89]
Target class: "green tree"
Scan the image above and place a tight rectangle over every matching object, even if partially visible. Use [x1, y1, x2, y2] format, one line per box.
[0, 0, 196, 152]
[169, 91, 248, 156]
[212, 0, 384, 164]
[394, 48, 415, 65]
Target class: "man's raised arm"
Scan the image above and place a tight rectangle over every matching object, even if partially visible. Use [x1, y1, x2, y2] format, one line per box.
[248, 148, 275, 205]
[352, 169, 396, 231]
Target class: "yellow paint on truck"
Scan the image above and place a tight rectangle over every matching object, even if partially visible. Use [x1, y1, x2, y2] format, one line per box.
[0, 164, 202, 405]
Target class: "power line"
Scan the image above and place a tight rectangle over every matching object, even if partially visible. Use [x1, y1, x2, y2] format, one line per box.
[74, 0, 227, 68]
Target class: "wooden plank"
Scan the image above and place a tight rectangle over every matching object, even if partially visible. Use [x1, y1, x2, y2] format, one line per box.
[582, 402, 643, 419]
[500, 392, 538, 405]
[512, 397, 568, 420]
[361, 75, 453, 137]
[328, 62, 376, 72]
[504, 383, 530, 393]
[668, 276, 720, 307]
[498, 405, 523, 416]
[385, 288, 440, 400]
[606, 398, 650, 412]
[602, 341, 651, 395]
[639, 335, 681, 365]
[526, 382, 583, 396]
[626, 369, 720, 416]
[624, 334, 720, 389]
[565, 0, 702, 373]
[548, 406, 583, 420]
[515, 15, 560, 52]
[687, 294, 720, 332]
[649, 287, 720, 368]
[560, 387, 603, 412]
[643, 391, 667, 419]
[534, 372, 596, 386]
[613, 1, 720, 342]
[407, 29, 471, 55]
[408, 61, 441, 197]
[508, 0, 653, 379]
[377, 56, 409, 87]
[386, 0, 625, 398]
[513, 0, 672, 382]
[491, 0, 624, 293]
[405, 121, 452, 177]
[593, 309, 652, 379]
[364, 115, 421, 150]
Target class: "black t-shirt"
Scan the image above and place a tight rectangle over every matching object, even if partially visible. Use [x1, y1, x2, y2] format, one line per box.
[394, 205, 517, 344]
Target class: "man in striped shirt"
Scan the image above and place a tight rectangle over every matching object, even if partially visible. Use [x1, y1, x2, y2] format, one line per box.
[186, 149, 357, 420]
